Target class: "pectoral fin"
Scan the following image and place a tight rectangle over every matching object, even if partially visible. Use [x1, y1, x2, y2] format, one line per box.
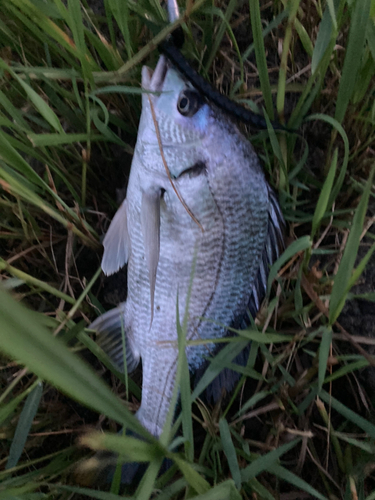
[89, 306, 139, 373]
[141, 189, 161, 325]
[102, 200, 130, 276]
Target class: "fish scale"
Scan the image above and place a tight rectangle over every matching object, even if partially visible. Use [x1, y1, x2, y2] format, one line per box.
[89, 58, 284, 482]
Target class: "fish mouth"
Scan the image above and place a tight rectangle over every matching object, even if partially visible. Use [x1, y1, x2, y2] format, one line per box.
[142, 56, 169, 93]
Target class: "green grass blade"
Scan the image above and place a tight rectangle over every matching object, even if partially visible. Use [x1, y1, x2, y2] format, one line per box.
[311, 0, 338, 74]
[0, 287, 151, 440]
[366, 18, 375, 61]
[67, 0, 93, 83]
[333, 433, 375, 454]
[0, 60, 63, 133]
[0, 168, 94, 244]
[186, 480, 242, 500]
[233, 329, 293, 343]
[249, 0, 274, 118]
[267, 236, 312, 294]
[135, 456, 164, 500]
[154, 477, 187, 500]
[8, 0, 97, 68]
[241, 439, 301, 482]
[311, 148, 337, 238]
[0, 260, 75, 304]
[329, 169, 374, 323]
[202, 5, 244, 85]
[0, 129, 49, 189]
[174, 249, 198, 460]
[219, 419, 241, 489]
[276, 0, 300, 118]
[294, 18, 313, 57]
[28, 132, 102, 147]
[241, 10, 288, 62]
[335, 0, 371, 123]
[191, 339, 249, 401]
[247, 478, 276, 500]
[233, 390, 270, 418]
[6, 382, 43, 470]
[0, 484, 44, 499]
[346, 242, 375, 292]
[0, 89, 29, 129]
[108, 0, 133, 59]
[304, 113, 349, 205]
[324, 359, 369, 383]
[176, 308, 194, 461]
[267, 464, 328, 500]
[320, 390, 375, 439]
[204, 0, 237, 73]
[327, 0, 338, 30]
[318, 326, 332, 393]
[0, 379, 40, 426]
[81, 432, 158, 462]
[263, 111, 285, 168]
[55, 484, 128, 499]
[173, 456, 211, 495]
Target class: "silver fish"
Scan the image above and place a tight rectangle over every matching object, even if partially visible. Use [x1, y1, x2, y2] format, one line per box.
[90, 55, 284, 459]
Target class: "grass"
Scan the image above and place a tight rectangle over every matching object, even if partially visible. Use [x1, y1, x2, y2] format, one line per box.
[0, 0, 375, 498]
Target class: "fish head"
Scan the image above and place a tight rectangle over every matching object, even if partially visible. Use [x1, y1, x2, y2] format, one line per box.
[132, 58, 213, 321]
[139, 57, 210, 179]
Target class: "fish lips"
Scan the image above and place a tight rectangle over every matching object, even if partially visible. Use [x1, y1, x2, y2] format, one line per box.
[142, 55, 169, 93]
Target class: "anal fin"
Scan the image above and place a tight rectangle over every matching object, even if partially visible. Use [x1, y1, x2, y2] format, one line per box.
[89, 306, 139, 374]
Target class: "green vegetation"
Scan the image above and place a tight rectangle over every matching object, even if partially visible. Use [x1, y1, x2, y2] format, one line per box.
[0, 0, 375, 498]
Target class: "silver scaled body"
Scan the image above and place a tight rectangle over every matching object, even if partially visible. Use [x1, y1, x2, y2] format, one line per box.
[90, 57, 284, 439]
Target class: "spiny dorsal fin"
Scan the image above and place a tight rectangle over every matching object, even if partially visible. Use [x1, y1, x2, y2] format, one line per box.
[89, 306, 139, 374]
[247, 185, 285, 318]
[102, 200, 130, 276]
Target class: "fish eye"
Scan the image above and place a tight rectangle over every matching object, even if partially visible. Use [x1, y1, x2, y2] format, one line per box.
[177, 90, 203, 117]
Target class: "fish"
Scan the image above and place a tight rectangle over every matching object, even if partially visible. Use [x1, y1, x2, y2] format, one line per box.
[89, 55, 284, 482]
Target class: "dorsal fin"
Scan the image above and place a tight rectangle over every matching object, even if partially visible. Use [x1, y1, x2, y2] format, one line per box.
[247, 186, 285, 318]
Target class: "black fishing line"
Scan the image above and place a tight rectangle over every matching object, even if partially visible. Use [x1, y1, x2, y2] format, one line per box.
[159, 32, 287, 131]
